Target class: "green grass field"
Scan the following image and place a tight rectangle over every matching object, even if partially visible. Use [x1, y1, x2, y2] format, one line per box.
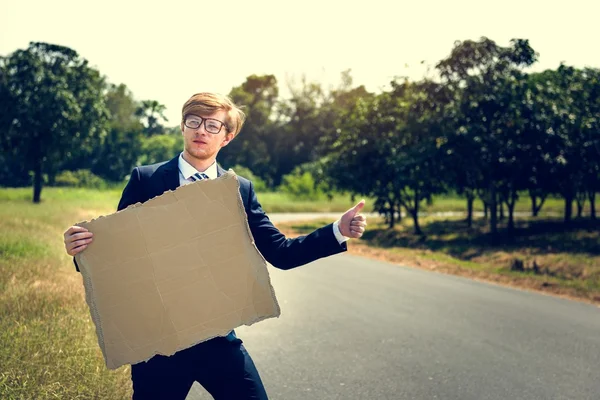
[0, 186, 597, 399]
[0, 188, 130, 399]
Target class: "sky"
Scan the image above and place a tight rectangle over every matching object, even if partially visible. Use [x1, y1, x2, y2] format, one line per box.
[1, 0, 599, 124]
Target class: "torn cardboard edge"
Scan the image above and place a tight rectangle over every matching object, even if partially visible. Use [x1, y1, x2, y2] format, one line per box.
[75, 170, 281, 369]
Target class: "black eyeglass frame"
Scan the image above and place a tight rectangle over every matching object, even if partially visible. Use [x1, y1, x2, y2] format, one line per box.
[183, 116, 229, 134]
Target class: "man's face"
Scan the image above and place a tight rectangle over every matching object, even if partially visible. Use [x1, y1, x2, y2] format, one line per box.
[181, 110, 234, 163]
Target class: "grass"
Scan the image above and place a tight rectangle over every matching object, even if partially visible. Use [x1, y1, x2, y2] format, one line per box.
[280, 215, 600, 304]
[258, 190, 591, 215]
[255, 191, 375, 212]
[0, 188, 130, 399]
[0, 186, 598, 398]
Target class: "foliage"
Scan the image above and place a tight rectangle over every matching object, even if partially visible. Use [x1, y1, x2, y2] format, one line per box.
[136, 99, 168, 136]
[0, 42, 109, 202]
[54, 169, 107, 189]
[137, 134, 182, 166]
[279, 170, 326, 200]
[223, 74, 280, 186]
[326, 78, 450, 233]
[228, 164, 268, 191]
[91, 84, 145, 181]
[223, 71, 372, 188]
[436, 37, 539, 235]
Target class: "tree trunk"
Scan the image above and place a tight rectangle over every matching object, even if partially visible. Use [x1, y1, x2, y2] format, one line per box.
[564, 193, 573, 224]
[530, 192, 539, 217]
[413, 189, 422, 235]
[388, 206, 395, 229]
[33, 158, 43, 203]
[539, 196, 547, 215]
[499, 201, 504, 221]
[490, 182, 498, 236]
[576, 193, 586, 218]
[589, 191, 596, 220]
[396, 201, 402, 222]
[507, 199, 516, 234]
[411, 210, 422, 235]
[466, 194, 474, 228]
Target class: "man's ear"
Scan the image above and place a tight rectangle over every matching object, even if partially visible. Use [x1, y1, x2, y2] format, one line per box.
[180, 122, 185, 134]
[220, 132, 235, 148]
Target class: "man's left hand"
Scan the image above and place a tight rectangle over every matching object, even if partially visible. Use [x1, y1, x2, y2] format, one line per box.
[339, 200, 367, 239]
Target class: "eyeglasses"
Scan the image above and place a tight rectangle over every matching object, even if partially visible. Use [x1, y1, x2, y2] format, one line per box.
[184, 116, 228, 134]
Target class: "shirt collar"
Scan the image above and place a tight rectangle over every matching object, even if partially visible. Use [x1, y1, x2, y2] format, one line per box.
[178, 153, 218, 180]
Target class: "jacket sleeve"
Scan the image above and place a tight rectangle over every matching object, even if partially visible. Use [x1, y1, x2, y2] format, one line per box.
[74, 168, 143, 272]
[246, 181, 347, 270]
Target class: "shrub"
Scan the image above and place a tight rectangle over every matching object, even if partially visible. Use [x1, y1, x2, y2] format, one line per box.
[54, 169, 107, 189]
[229, 165, 268, 192]
[279, 171, 326, 200]
[137, 134, 183, 166]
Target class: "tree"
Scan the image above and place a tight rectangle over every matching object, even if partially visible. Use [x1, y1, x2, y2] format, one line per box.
[388, 79, 451, 234]
[224, 74, 280, 185]
[0, 42, 108, 202]
[94, 83, 144, 181]
[136, 99, 168, 136]
[547, 65, 600, 223]
[437, 37, 538, 236]
[137, 134, 182, 166]
[327, 78, 449, 234]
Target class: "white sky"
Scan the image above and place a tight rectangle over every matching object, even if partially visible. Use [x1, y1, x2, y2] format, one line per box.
[1, 0, 599, 124]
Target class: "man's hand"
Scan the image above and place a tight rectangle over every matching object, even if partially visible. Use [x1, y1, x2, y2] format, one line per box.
[63, 226, 94, 256]
[339, 200, 367, 239]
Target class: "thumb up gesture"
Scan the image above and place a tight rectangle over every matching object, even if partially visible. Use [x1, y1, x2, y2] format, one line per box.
[339, 200, 367, 239]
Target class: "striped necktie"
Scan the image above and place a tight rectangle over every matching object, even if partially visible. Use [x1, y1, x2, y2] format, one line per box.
[190, 172, 209, 182]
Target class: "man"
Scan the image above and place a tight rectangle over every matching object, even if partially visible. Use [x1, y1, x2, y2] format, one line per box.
[63, 92, 367, 399]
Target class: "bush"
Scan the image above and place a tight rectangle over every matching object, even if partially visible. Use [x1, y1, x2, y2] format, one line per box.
[279, 171, 326, 200]
[137, 134, 183, 166]
[228, 165, 268, 192]
[54, 169, 107, 189]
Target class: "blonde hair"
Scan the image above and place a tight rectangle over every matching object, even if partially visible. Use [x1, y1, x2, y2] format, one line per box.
[181, 92, 246, 136]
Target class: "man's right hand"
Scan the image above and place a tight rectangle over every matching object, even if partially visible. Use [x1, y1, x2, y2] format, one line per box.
[63, 226, 94, 256]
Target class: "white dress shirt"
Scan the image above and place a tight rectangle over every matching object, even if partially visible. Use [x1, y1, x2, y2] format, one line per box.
[177, 153, 348, 243]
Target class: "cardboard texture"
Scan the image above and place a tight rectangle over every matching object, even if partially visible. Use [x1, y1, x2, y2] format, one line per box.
[74, 171, 280, 370]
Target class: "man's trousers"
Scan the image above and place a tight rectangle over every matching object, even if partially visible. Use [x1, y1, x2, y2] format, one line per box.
[131, 336, 268, 400]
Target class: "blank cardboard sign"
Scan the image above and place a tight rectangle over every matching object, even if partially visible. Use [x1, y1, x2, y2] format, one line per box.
[74, 171, 280, 369]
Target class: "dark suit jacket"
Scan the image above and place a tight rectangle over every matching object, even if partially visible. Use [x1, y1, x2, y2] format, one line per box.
[76, 156, 346, 271]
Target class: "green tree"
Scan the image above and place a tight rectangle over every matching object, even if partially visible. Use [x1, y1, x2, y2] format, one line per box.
[136, 99, 168, 136]
[275, 76, 328, 185]
[225, 74, 279, 185]
[436, 37, 538, 235]
[227, 165, 267, 191]
[536, 65, 600, 223]
[392, 79, 452, 234]
[137, 134, 182, 166]
[94, 83, 144, 181]
[275, 71, 372, 188]
[327, 78, 449, 234]
[0, 42, 108, 202]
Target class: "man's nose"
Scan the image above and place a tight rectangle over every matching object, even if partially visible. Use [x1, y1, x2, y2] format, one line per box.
[194, 123, 207, 134]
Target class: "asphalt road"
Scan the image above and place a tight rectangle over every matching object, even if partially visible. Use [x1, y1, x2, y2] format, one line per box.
[187, 252, 600, 399]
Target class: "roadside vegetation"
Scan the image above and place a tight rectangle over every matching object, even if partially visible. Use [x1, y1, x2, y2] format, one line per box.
[280, 214, 600, 305]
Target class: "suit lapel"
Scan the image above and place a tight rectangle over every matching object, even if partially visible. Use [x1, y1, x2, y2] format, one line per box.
[217, 164, 226, 177]
[161, 156, 180, 191]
